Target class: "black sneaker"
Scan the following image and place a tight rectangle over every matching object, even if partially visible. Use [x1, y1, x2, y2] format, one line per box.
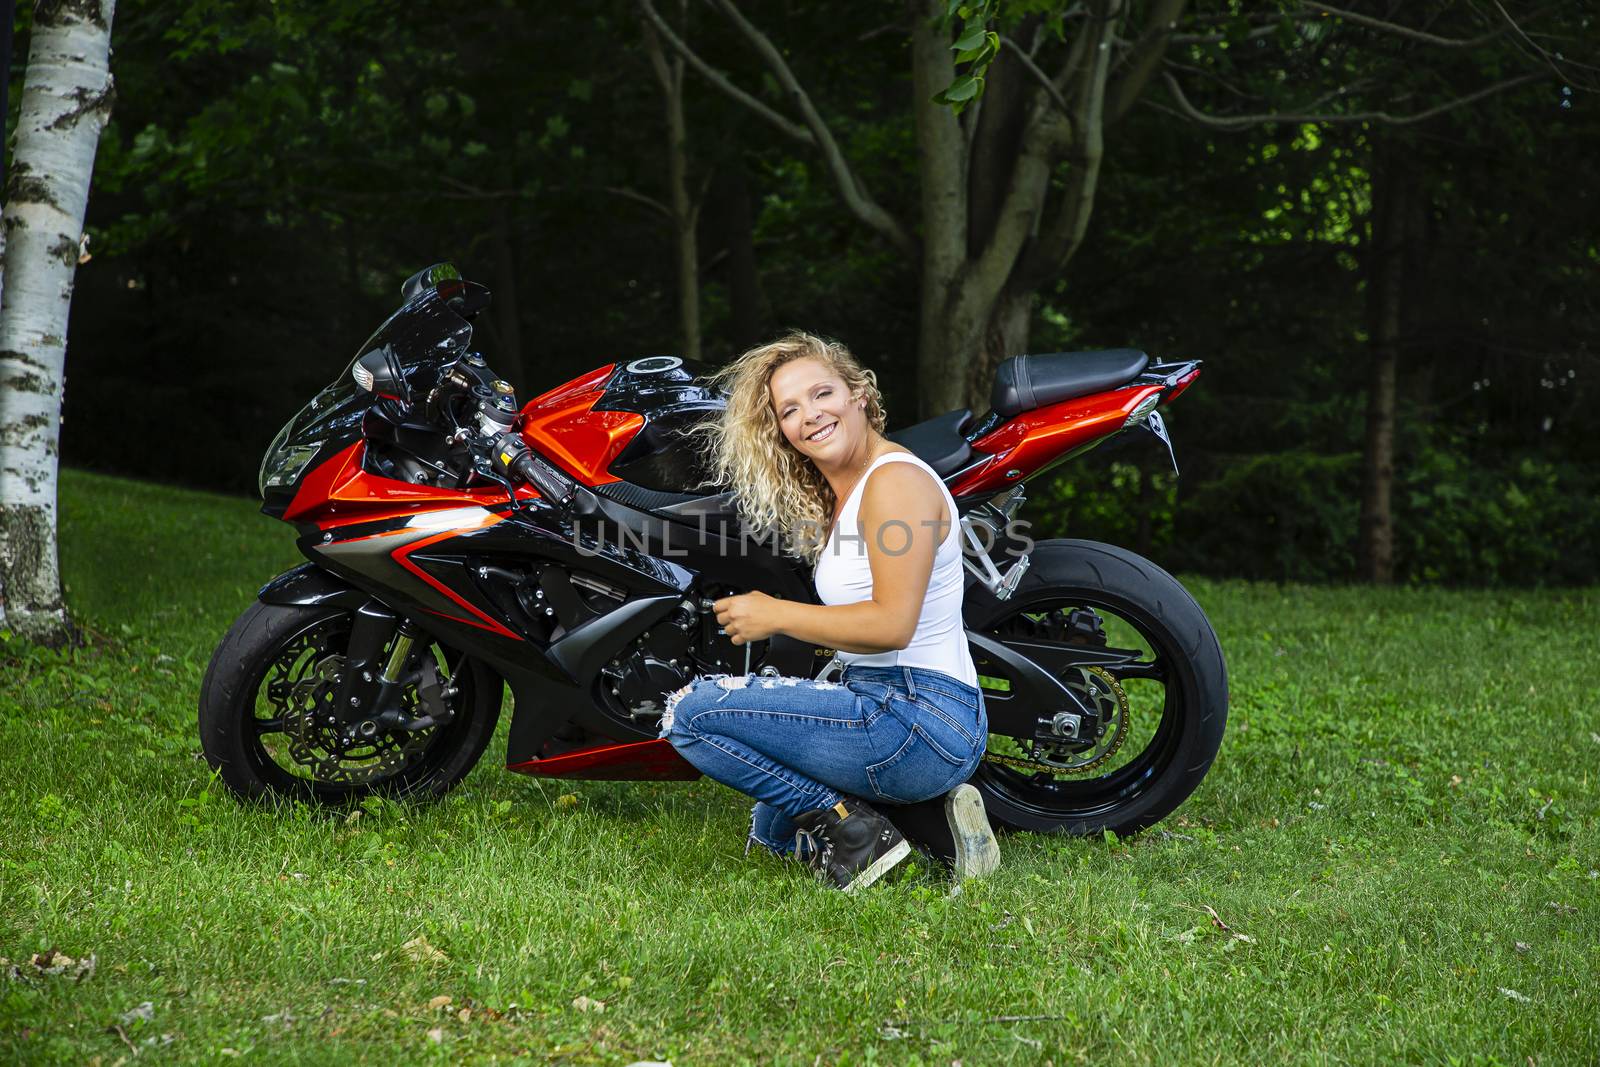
[791, 799, 912, 893]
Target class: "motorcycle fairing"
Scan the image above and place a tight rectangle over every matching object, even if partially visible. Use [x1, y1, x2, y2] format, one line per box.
[952, 382, 1166, 499]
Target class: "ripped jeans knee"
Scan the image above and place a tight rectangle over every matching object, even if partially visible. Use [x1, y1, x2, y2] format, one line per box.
[659, 672, 847, 735]
[660, 673, 751, 735]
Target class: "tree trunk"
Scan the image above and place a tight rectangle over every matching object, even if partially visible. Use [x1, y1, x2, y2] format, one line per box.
[642, 13, 701, 362]
[0, 0, 117, 644]
[911, 0, 974, 420]
[968, 286, 1031, 413]
[714, 161, 763, 351]
[1358, 148, 1410, 585]
[1, 0, 13, 292]
[491, 198, 526, 390]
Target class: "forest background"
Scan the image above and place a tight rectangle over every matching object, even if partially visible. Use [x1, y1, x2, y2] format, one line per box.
[8, 0, 1597, 588]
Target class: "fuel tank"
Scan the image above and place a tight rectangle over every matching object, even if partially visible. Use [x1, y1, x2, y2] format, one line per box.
[519, 356, 726, 495]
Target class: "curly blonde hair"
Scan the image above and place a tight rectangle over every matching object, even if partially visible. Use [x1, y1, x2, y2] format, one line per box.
[685, 331, 887, 563]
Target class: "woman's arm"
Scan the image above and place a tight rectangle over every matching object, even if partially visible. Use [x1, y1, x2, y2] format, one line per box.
[715, 462, 953, 653]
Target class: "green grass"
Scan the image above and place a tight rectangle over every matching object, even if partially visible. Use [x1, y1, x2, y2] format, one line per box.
[3, 467, 1597, 1065]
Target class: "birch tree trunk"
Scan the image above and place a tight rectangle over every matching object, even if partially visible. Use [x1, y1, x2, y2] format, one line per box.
[0, 0, 117, 644]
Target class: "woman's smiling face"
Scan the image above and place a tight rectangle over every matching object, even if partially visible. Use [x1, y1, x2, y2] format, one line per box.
[769, 357, 861, 464]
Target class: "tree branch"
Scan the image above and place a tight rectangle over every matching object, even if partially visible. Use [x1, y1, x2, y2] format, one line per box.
[1018, 0, 1118, 288]
[703, 0, 914, 254]
[604, 185, 673, 218]
[1487, 0, 1596, 90]
[636, 0, 812, 145]
[1000, 35, 1071, 118]
[1298, 2, 1508, 49]
[1171, 23, 1294, 46]
[1106, 0, 1188, 123]
[1157, 69, 1548, 130]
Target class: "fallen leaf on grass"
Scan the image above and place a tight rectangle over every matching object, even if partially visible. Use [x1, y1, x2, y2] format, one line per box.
[1514, 942, 1531, 954]
[556, 794, 580, 809]
[457, 1008, 471, 1024]
[1545, 902, 1576, 915]
[571, 995, 605, 1013]
[402, 935, 448, 964]
[119, 1002, 155, 1025]
[1498, 987, 1533, 1003]
[24, 950, 97, 982]
[426, 1028, 444, 1044]
[427, 995, 453, 1010]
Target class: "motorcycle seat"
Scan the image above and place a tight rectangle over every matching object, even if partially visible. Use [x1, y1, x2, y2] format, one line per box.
[991, 349, 1149, 417]
[886, 408, 975, 478]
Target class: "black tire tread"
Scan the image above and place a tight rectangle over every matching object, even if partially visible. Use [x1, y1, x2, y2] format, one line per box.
[199, 600, 500, 805]
[972, 539, 1227, 836]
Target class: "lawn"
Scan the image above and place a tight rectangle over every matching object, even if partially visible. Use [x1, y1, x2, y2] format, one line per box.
[2, 469, 1596, 1065]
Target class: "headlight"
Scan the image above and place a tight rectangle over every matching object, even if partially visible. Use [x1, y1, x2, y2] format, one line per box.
[259, 439, 324, 497]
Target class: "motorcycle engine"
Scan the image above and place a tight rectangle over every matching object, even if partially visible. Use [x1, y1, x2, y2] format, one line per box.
[597, 586, 755, 724]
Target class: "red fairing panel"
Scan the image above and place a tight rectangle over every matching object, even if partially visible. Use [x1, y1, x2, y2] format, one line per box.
[284, 441, 537, 528]
[518, 363, 643, 487]
[507, 739, 703, 781]
[950, 383, 1166, 498]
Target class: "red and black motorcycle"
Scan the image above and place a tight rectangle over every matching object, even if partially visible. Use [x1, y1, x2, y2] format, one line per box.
[200, 263, 1227, 836]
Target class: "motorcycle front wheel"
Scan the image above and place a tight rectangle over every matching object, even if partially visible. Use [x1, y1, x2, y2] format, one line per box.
[199, 601, 501, 804]
[968, 539, 1228, 837]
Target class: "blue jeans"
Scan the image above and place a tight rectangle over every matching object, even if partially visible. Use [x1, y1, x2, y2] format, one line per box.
[660, 664, 988, 855]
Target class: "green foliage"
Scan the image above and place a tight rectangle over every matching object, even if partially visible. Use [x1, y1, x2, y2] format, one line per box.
[25, 0, 1598, 587]
[933, 1, 1000, 113]
[1395, 446, 1600, 587]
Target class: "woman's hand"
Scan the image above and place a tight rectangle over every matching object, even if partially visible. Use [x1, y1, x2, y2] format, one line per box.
[713, 591, 786, 645]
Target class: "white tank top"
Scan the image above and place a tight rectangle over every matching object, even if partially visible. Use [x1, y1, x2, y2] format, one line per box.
[812, 452, 978, 687]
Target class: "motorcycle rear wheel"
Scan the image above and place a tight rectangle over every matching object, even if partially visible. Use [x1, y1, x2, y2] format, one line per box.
[199, 601, 500, 804]
[969, 539, 1228, 836]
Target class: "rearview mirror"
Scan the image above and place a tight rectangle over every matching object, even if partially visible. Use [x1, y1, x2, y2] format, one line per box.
[352, 347, 409, 404]
[399, 262, 462, 304]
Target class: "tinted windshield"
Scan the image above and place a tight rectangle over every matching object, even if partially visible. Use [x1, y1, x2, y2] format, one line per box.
[278, 290, 476, 450]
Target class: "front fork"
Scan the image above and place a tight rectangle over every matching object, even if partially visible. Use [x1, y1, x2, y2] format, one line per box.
[330, 603, 456, 739]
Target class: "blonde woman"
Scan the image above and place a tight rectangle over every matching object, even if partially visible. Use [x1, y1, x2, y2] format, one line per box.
[660, 331, 1000, 891]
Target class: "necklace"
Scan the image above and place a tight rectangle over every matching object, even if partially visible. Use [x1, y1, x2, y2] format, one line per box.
[827, 439, 880, 533]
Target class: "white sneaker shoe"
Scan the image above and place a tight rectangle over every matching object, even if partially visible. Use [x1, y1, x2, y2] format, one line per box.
[944, 784, 1000, 881]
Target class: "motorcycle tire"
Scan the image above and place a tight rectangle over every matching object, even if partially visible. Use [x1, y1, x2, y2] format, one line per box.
[199, 600, 500, 804]
[969, 538, 1228, 837]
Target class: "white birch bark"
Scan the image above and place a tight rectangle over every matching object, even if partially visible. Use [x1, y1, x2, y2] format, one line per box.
[0, 0, 117, 644]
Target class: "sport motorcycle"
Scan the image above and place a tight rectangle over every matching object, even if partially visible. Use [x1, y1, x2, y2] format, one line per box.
[200, 262, 1227, 836]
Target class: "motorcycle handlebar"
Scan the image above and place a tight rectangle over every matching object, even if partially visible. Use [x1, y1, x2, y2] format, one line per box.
[490, 432, 573, 507]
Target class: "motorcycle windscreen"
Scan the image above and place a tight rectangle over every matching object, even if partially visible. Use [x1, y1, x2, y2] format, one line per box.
[259, 289, 476, 498]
